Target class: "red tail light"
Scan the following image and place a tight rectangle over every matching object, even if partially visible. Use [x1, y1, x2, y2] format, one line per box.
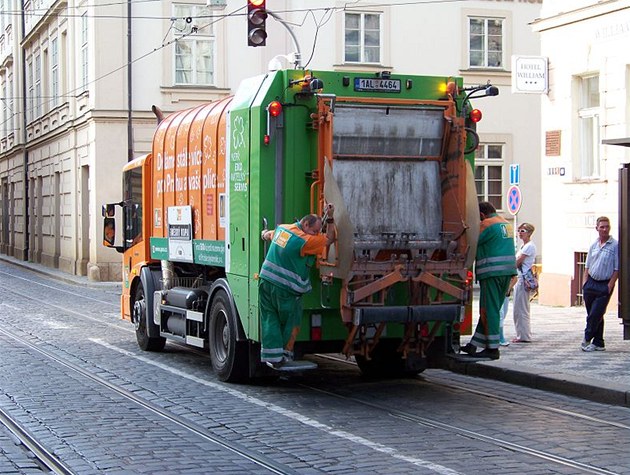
[268, 100, 282, 117]
[469, 109, 482, 123]
[311, 314, 322, 341]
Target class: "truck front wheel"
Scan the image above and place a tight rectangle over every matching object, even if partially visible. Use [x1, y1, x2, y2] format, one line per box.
[208, 290, 248, 382]
[133, 285, 166, 352]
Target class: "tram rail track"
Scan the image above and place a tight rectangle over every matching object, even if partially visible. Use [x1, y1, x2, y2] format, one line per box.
[0, 326, 296, 475]
[1, 265, 628, 474]
[310, 354, 623, 475]
[0, 405, 76, 475]
[315, 353, 630, 430]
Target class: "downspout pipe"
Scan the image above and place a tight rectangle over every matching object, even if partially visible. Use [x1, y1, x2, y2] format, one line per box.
[21, 1, 29, 260]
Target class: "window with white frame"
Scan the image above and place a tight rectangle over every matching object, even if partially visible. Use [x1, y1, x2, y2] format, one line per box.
[173, 4, 214, 85]
[577, 75, 600, 179]
[51, 37, 59, 107]
[34, 53, 41, 118]
[80, 12, 88, 91]
[27, 58, 33, 123]
[468, 17, 503, 68]
[0, 0, 6, 34]
[7, 73, 12, 134]
[1, 74, 6, 137]
[474, 143, 504, 211]
[344, 12, 381, 64]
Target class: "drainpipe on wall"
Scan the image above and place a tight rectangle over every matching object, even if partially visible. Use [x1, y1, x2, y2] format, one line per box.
[21, 1, 29, 261]
[127, 0, 133, 162]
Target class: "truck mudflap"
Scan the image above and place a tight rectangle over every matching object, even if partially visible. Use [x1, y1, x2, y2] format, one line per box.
[352, 304, 464, 325]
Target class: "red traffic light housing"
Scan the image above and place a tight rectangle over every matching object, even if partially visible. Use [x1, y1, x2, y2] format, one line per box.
[247, 0, 267, 47]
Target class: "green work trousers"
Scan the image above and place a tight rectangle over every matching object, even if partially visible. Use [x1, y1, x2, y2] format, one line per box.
[471, 275, 512, 350]
[259, 279, 303, 363]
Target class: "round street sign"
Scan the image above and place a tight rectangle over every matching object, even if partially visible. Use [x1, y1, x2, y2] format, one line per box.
[507, 185, 522, 215]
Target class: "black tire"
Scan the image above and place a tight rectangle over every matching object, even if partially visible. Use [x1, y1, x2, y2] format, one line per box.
[208, 290, 248, 382]
[464, 127, 480, 154]
[355, 339, 426, 378]
[133, 284, 166, 352]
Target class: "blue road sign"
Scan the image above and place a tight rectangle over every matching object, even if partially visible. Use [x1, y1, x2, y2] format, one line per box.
[507, 185, 522, 215]
[510, 164, 520, 185]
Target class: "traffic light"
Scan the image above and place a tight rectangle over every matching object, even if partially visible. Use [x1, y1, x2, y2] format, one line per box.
[247, 0, 267, 47]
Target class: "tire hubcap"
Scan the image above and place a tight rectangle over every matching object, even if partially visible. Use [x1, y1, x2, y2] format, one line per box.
[132, 299, 145, 331]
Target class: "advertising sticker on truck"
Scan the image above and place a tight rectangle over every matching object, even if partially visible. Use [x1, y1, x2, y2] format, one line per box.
[167, 205, 194, 263]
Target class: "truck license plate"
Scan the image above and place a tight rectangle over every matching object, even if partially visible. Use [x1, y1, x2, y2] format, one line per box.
[354, 77, 401, 93]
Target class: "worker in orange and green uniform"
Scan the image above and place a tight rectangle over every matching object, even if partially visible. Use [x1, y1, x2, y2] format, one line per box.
[259, 205, 336, 368]
[461, 201, 517, 360]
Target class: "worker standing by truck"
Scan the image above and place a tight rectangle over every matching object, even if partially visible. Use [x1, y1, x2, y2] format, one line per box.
[461, 201, 517, 360]
[259, 205, 337, 368]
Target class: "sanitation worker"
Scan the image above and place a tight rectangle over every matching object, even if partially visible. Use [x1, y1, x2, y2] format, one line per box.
[460, 201, 517, 360]
[259, 205, 336, 369]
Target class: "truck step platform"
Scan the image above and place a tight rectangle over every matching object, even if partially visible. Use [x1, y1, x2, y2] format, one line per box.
[448, 353, 496, 362]
[266, 360, 318, 372]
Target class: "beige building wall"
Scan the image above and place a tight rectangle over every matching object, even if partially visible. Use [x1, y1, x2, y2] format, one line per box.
[0, 0, 543, 281]
[532, 1, 630, 307]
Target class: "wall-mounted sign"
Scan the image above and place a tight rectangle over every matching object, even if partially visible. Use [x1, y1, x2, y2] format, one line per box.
[546, 130, 561, 156]
[512, 55, 548, 94]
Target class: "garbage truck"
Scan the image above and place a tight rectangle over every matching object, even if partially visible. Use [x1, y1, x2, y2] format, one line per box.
[102, 68, 498, 382]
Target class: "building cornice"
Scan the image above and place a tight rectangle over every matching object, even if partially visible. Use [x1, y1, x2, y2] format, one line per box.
[21, 0, 67, 47]
[531, 1, 630, 32]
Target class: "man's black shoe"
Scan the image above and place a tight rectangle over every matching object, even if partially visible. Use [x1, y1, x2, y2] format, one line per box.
[460, 343, 477, 356]
[476, 349, 500, 360]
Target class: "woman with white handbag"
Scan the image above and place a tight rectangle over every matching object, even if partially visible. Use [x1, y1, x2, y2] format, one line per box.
[512, 223, 537, 343]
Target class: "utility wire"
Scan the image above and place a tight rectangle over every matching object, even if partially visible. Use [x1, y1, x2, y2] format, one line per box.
[0, 5, 245, 130]
[0, 0, 473, 128]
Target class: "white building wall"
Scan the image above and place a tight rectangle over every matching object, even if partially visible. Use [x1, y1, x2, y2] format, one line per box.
[0, 0, 543, 280]
[533, 1, 630, 306]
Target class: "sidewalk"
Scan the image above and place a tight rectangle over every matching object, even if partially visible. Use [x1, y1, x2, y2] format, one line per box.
[452, 298, 630, 407]
[0, 254, 120, 290]
[2, 255, 629, 406]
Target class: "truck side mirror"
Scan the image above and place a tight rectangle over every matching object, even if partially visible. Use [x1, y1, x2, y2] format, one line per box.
[103, 217, 116, 247]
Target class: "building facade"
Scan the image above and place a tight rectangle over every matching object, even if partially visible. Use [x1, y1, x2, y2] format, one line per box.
[0, 0, 542, 281]
[532, 0, 630, 307]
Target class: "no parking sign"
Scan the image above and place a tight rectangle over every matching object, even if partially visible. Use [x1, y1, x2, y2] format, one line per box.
[507, 185, 522, 215]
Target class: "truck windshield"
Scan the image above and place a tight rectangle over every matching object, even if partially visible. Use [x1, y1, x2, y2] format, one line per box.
[123, 166, 143, 247]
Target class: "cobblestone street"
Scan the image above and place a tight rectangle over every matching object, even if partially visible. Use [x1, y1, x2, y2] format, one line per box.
[1, 260, 630, 474]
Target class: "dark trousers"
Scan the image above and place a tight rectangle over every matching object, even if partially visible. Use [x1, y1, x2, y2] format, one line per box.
[583, 277, 612, 347]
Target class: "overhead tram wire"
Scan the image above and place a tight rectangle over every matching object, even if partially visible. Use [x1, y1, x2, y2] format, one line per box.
[0, 0, 471, 21]
[0, 0, 472, 126]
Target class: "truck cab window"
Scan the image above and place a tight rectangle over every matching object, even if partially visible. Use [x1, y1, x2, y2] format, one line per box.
[123, 166, 143, 247]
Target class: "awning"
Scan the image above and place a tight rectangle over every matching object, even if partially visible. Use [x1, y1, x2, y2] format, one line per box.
[602, 137, 630, 147]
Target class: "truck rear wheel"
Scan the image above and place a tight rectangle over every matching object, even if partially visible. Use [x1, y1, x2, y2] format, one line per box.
[133, 285, 166, 352]
[208, 290, 247, 382]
